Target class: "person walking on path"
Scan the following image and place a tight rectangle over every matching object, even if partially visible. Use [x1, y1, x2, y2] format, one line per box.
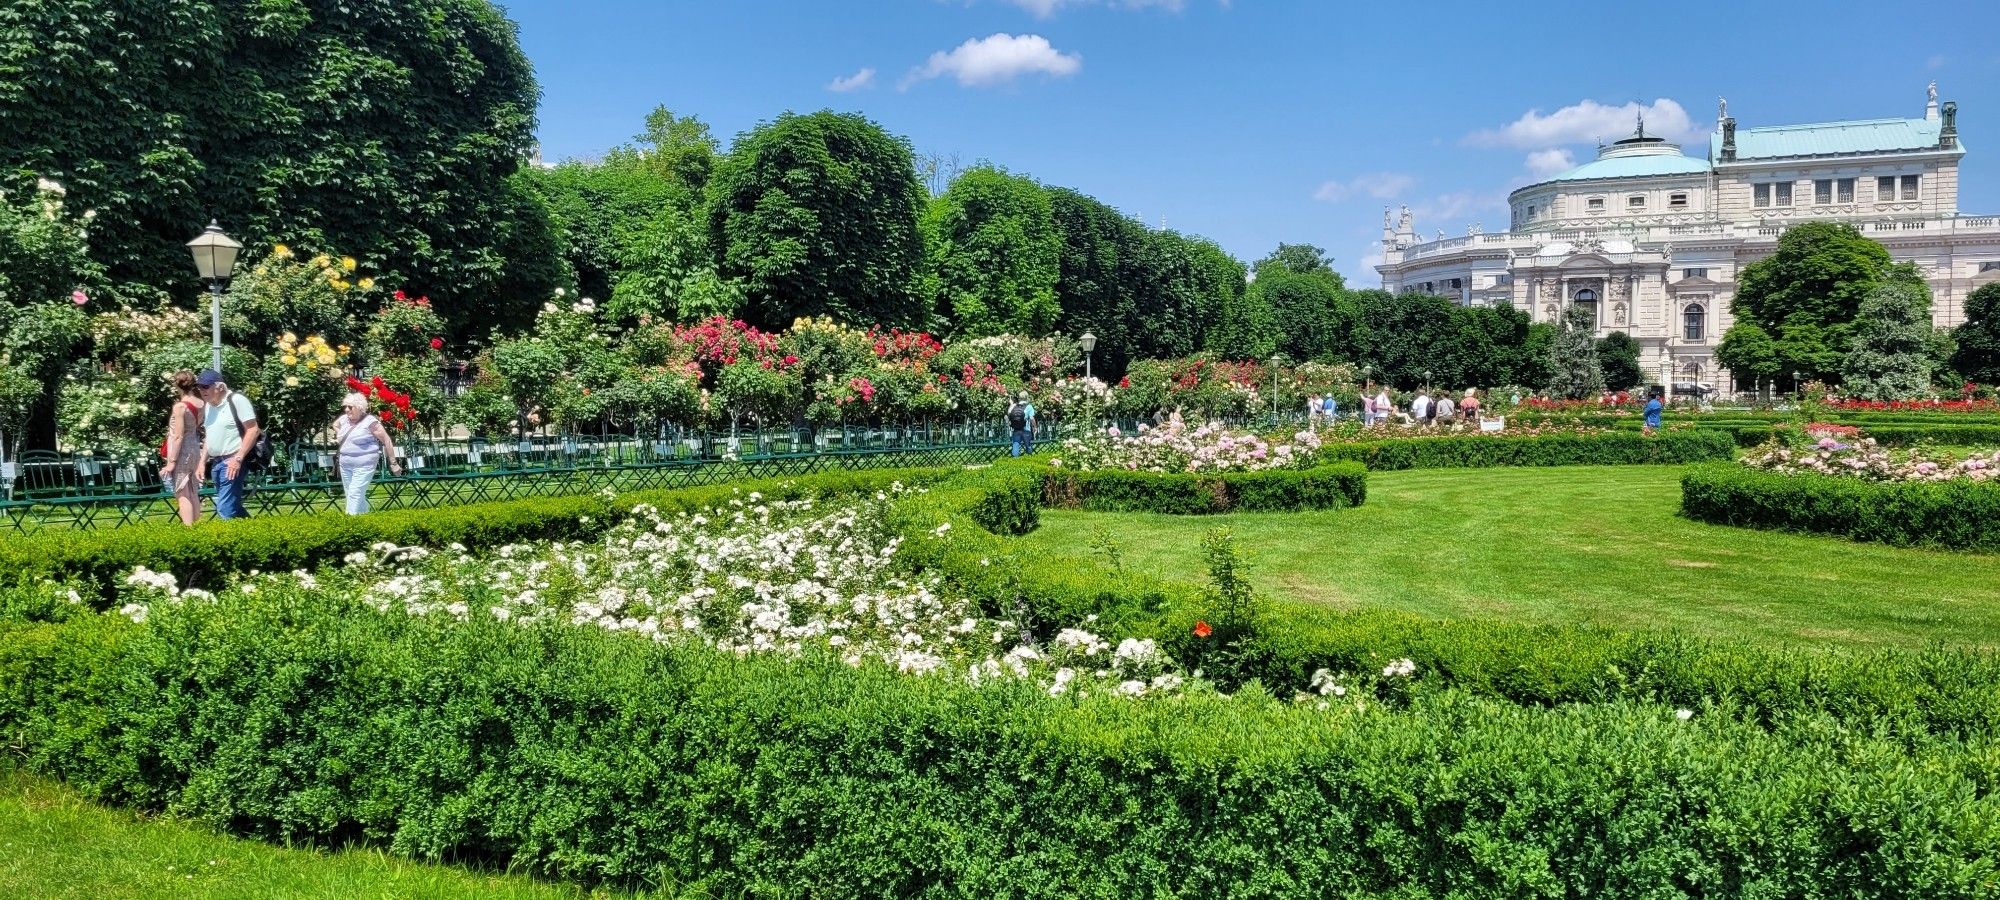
[1643, 389, 1665, 435]
[158, 370, 206, 526]
[197, 368, 260, 520]
[1306, 393, 1322, 428]
[333, 392, 401, 515]
[1411, 390, 1433, 426]
[1006, 392, 1036, 456]
[1372, 386, 1393, 427]
[1321, 392, 1337, 424]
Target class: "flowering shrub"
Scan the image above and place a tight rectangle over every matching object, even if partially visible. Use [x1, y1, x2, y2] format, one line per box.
[344, 374, 417, 431]
[224, 245, 376, 354]
[1052, 421, 1322, 473]
[1827, 397, 1998, 413]
[1741, 436, 1999, 483]
[256, 332, 350, 444]
[364, 290, 448, 361]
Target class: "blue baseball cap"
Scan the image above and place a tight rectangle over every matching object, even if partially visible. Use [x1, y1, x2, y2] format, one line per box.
[195, 369, 224, 387]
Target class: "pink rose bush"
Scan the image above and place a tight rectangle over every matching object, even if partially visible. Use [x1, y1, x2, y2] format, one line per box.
[1742, 434, 2000, 483]
[1051, 421, 1323, 473]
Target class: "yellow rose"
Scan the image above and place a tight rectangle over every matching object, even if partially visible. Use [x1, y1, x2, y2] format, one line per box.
[303, 359, 318, 370]
[331, 279, 350, 291]
[273, 243, 293, 259]
[341, 256, 357, 272]
[357, 277, 375, 290]
[310, 254, 330, 269]
[317, 352, 336, 365]
[338, 345, 351, 354]
[284, 376, 299, 387]
[282, 331, 297, 343]
[282, 355, 298, 366]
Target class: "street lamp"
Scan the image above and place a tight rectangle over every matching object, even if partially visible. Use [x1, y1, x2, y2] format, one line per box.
[1792, 370, 1802, 401]
[1079, 332, 1096, 380]
[1423, 370, 1432, 393]
[186, 221, 243, 372]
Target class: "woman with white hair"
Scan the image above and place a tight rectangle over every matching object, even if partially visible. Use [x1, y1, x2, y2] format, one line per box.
[332, 392, 401, 514]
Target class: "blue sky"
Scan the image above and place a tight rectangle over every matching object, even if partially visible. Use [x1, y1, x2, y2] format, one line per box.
[509, 0, 2000, 285]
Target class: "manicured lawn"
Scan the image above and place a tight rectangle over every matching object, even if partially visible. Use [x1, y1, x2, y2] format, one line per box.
[1017, 465, 2000, 648]
[0, 768, 652, 900]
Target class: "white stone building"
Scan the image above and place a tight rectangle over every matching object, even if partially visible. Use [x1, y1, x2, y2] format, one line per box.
[1375, 85, 2000, 392]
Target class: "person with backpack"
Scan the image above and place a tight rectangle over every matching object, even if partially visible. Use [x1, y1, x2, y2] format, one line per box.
[333, 391, 402, 515]
[1006, 391, 1036, 457]
[197, 368, 263, 520]
[1321, 392, 1337, 424]
[158, 369, 206, 526]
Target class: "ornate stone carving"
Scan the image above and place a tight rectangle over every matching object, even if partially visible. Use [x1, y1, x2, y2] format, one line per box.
[1612, 302, 1628, 326]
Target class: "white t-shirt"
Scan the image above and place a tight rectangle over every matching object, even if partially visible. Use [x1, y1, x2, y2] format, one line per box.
[203, 392, 258, 458]
[1411, 395, 1433, 418]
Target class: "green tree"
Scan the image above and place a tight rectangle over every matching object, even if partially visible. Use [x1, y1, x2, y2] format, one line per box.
[0, 0, 548, 319]
[1256, 243, 1341, 282]
[708, 110, 927, 329]
[1448, 304, 1530, 389]
[1545, 304, 1605, 399]
[1716, 322, 1781, 389]
[631, 106, 721, 194]
[1734, 222, 1915, 330]
[1841, 282, 1936, 399]
[1952, 282, 2000, 386]
[521, 158, 684, 305]
[1206, 285, 1278, 361]
[1354, 290, 1459, 389]
[1595, 331, 1643, 391]
[1516, 322, 1555, 390]
[921, 167, 1061, 336]
[1047, 188, 1143, 376]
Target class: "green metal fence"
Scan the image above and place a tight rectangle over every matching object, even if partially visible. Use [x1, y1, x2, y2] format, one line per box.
[0, 424, 1042, 534]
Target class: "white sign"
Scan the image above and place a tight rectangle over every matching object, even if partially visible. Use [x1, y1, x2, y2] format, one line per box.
[1479, 416, 1505, 433]
[1, 462, 14, 481]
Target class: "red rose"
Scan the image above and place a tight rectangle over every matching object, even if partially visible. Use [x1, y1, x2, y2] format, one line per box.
[429, 338, 443, 351]
[1192, 620, 1212, 639]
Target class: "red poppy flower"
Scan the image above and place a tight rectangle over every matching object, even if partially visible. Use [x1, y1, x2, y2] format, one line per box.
[1192, 620, 1212, 639]
[429, 338, 443, 351]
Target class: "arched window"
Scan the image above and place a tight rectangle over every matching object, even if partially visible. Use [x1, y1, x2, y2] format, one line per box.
[1573, 288, 1597, 303]
[1684, 304, 1706, 341]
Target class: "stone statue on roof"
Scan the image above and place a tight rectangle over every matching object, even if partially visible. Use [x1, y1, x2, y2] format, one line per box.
[1718, 97, 1727, 121]
[1929, 80, 1938, 104]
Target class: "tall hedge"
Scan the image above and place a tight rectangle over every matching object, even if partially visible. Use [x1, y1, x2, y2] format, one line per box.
[1039, 463, 1367, 514]
[1680, 463, 2000, 551]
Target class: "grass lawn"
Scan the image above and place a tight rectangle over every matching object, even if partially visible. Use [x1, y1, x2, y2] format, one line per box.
[1017, 465, 2000, 649]
[0, 767, 656, 900]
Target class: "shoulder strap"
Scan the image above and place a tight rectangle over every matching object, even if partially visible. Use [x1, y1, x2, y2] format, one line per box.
[225, 391, 246, 438]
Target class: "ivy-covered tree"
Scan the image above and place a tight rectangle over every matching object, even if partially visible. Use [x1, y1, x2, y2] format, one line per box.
[1841, 282, 1936, 399]
[921, 167, 1061, 337]
[1952, 282, 2000, 386]
[1545, 304, 1605, 399]
[1595, 331, 1643, 391]
[0, 0, 554, 325]
[707, 111, 927, 329]
[1048, 187, 1144, 376]
[1353, 289, 1459, 389]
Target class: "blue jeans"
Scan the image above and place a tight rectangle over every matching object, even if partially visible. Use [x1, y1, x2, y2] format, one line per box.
[209, 457, 249, 519]
[1010, 427, 1032, 457]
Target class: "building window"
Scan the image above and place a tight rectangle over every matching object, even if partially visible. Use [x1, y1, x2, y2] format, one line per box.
[1681, 267, 1708, 280]
[1684, 304, 1706, 341]
[1526, 205, 1536, 219]
[1628, 195, 1646, 208]
[1753, 182, 1792, 208]
[1573, 288, 1597, 303]
[1980, 261, 2000, 273]
[1815, 180, 1832, 204]
[1447, 278, 1462, 291]
[1669, 192, 1688, 208]
[1838, 178, 1855, 202]
[1878, 175, 1897, 200]
[1587, 198, 1605, 211]
[1902, 174, 1919, 200]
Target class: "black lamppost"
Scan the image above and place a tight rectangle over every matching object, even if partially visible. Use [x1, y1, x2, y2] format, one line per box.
[1793, 370, 1802, 401]
[185, 221, 243, 372]
[1269, 355, 1282, 427]
[1080, 332, 1096, 380]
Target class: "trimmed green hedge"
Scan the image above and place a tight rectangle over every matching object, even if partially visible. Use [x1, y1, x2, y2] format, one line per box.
[1317, 429, 1735, 470]
[1039, 463, 1367, 514]
[0, 468, 955, 602]
[5, 596, 1997, 896]
[1680, 463, 2000, 552]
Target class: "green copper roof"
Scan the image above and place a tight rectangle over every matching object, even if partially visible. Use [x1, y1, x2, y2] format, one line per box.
[1544, 153, 1711, 183]
[1712, 118, 1951, 160]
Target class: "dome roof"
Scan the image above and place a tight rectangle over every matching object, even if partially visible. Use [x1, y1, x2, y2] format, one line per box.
[1542, 152, 1710, 183]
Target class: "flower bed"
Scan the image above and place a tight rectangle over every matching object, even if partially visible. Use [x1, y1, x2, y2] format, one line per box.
[1680, 462, 2000, 551]
[6, 462, 2000, 893]
[1740, 435, 2000, 483]
[1039, 463, 1367, 514]
[1316, 429, 1735, 470]
[1050, 421, 1322, 473]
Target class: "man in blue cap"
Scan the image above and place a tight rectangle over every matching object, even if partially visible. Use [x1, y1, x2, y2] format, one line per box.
[196, 368, 260, 519]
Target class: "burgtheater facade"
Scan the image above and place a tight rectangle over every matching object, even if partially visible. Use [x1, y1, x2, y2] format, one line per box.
[1375, 85, 2000, 392]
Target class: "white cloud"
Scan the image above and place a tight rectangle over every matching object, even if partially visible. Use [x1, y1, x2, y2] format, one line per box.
[826, 68, 876, 92]
[1523, 148, 1575, 176]
[1004, 0, 1189, 17]
[1466, 98, 1703, 148]
[1312, 172, 1416, 203]
[903, 34, 1082, 88]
